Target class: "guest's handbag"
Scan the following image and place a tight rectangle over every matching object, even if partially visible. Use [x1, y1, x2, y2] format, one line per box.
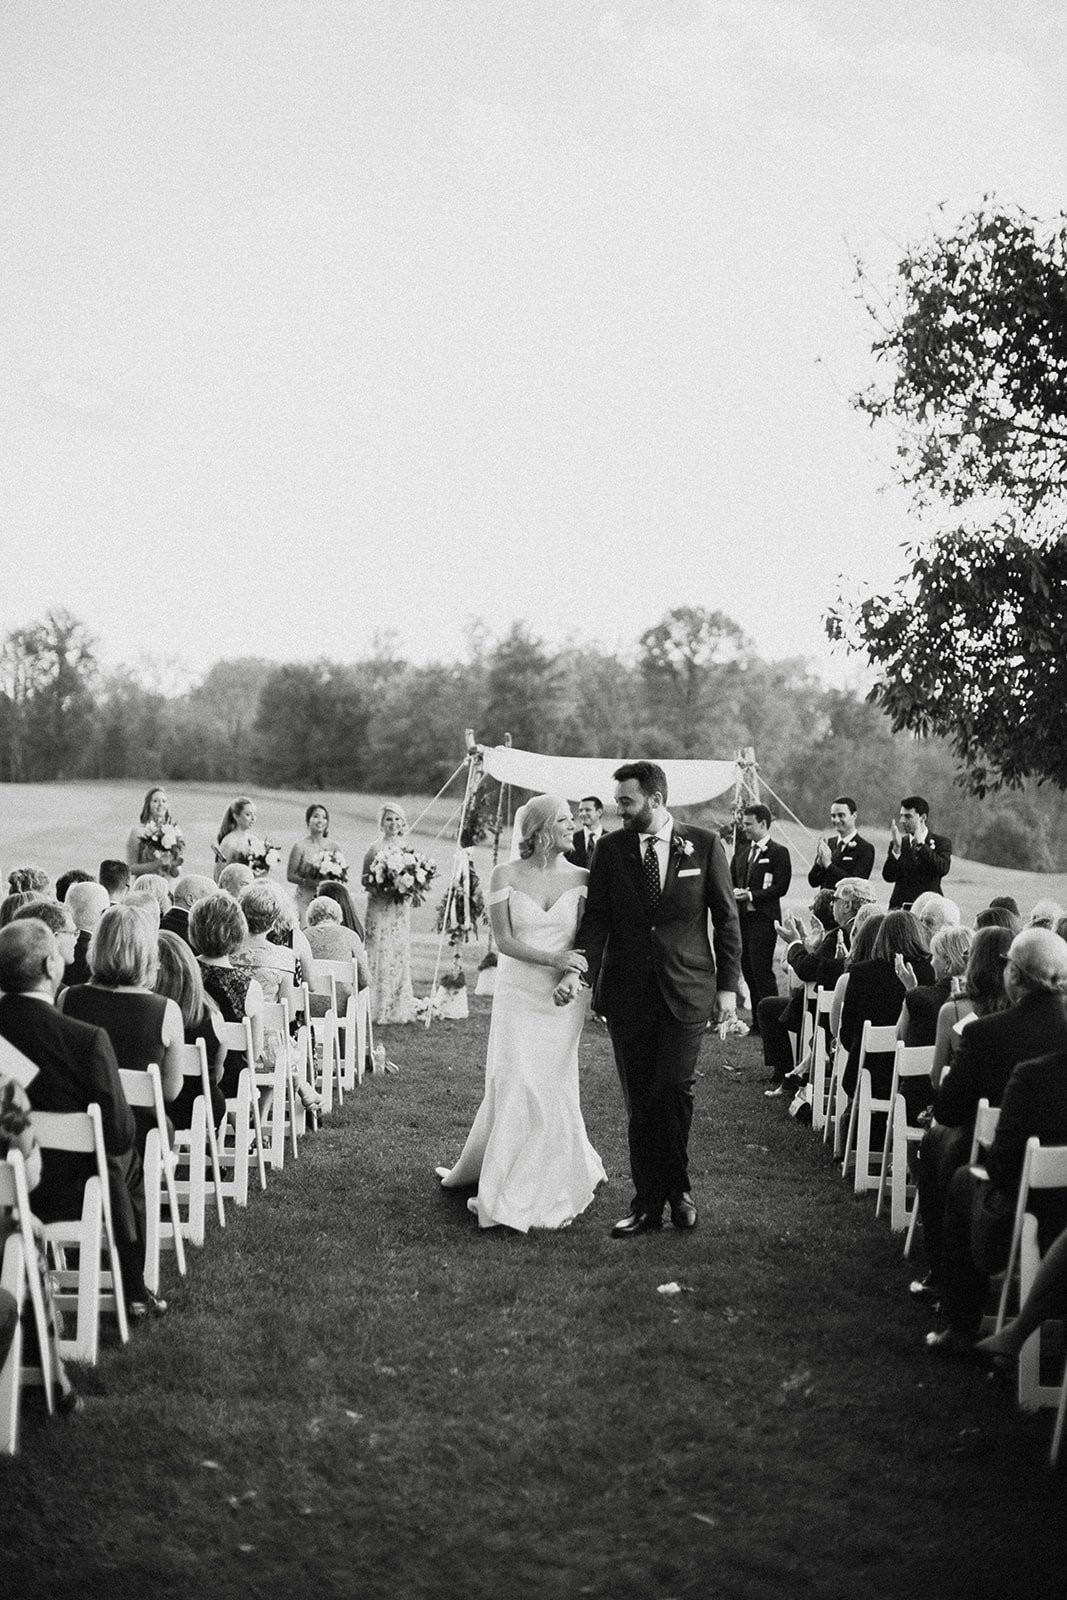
[788, 1083, 814, 1125]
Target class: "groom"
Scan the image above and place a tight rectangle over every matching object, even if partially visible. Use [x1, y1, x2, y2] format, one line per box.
[571, 761, 742, 1237]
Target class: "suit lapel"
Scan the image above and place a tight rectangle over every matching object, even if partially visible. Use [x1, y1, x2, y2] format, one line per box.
[622, 830, 646, 903]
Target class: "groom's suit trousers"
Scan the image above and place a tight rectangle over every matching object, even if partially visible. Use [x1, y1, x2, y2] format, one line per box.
[608, 978, 707, 1208]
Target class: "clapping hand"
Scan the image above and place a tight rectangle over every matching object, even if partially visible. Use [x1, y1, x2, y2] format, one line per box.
[894, 954, 918, 990]
[890, 819, 901, 850]
[776, 913, 806, 945]
[815, 838, 832, 867]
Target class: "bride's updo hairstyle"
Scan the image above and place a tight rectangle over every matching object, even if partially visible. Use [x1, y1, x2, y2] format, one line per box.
[517, 794, 566, 860]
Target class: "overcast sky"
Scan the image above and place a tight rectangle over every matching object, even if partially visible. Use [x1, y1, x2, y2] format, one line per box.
[2, 1, 1064, 688]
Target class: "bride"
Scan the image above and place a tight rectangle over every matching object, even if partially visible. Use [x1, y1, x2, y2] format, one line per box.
[436, 793, 606, 1231]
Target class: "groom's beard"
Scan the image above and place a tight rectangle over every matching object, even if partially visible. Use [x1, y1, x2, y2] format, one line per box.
[621, 799, 654, 832]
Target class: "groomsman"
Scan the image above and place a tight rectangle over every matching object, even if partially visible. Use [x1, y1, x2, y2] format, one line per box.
[807, 796, 875, 889]
[731, 804, 792, 1033]
[566, 797, 606, 868]
[882, 795, 952, 908]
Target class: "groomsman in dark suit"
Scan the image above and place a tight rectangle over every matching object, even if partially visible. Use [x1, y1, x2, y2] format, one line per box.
[730, 804, 792, 1035]
[807, 796, 875, 890]
[882, 795, 952, 908]
[565, 797, 606, 869]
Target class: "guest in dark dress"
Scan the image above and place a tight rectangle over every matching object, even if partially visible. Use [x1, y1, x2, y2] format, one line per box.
[188, 893, 264, 1098]
[840, 909, 935, 1108]
[155, 930, 226, 1131]
[58, 905, 185, 1151]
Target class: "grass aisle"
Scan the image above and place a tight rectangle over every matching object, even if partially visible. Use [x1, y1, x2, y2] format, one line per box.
[5, 1006, 1067, 1600]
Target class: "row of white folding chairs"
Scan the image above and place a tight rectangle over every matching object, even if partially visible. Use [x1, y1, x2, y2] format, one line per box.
[796, 986, 1067, 1462]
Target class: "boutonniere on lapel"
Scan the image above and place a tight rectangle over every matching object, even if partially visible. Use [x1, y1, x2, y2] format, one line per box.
[670, 834, 695, 860]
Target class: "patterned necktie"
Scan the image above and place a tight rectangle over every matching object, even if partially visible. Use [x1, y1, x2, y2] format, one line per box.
[643, 837, 661, 915]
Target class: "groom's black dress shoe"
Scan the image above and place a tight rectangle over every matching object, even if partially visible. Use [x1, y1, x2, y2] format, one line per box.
[668, 1192, 698, 1230]
[611, 1210, 662, 1238]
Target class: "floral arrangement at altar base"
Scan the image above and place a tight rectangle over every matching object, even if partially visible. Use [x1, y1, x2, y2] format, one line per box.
[247, 835, 281, 877]
[362, 845, 438, 907]
[315, 847, 348, 883]
[430, 954, 469, 1020]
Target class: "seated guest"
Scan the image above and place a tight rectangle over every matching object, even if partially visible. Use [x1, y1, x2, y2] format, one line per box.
[132, 873, 173, 916]
[896, 925, 972, 1048]
[928, 967, 1067, 1357]
[189, 894, 264, 1097]
[0, 919, 163, 1319]
[0, 1078, 84, 1412]
[977, 1222, 1067, 1370]
[218, 862, 255, 899]
[160, 874, 215, 946]
[839, 909, 934, 1104]
[232, 883, 298, 1006]
[0, 891, 40, 928]
[154, 931, 226, 1132]
[99, 860, 131, 904]
[910, 892, 961, 943]
[976, 905, 1020, 933]
[305, 896, 371, 1004]
[314, 880, 366, 945]
[266, 890, 314, 983]
[123, 890, 162, 936]
[828, 906, 884, 1041]
[58, 906, 185, 1149]
[929, 927, 1013, 1087]
[760, 877, 876, 1094]
[913, 928, 1067, 1304]
[7, 867, 51, 897]
[1028, 897, 1064, 931]
[989, 895, 1020, 918]
[55, 868, 94, 905]
[63, 880, 111, 987]
[10, 899, 81, 989]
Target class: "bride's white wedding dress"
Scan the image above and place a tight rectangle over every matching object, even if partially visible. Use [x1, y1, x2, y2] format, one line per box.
[437, 884, 606, 1231]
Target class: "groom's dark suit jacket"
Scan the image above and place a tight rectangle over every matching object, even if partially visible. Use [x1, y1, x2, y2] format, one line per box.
[577, 823, 742, 1025]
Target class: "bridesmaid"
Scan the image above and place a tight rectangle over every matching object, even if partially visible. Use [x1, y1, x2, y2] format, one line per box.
[287, 803, 332, 925]
[362, 802, 417, 1025]
[126, 787, 183, 879]
[214, 796, 263, 882]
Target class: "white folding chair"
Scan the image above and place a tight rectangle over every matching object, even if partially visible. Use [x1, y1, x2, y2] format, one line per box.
[994, 1139, 1067, 1411]
[794, 981, 817, 1071]
[0, 1150, 56, 1450]
[809, 988, 835, 1134]
[1051, 1349, 1067, 1468]
[297, 980, 343, 1114]
[841, 1022, 899, 1192]
[118, 1065, 188, 1294]
[287, 984, 321, 1127]
[214, 1020, 267, 1205]
[170, 1039, 226, 1245]
[258, 1000, 300, 1170]
[969, 1099, 1001, 1165]
[876, 1043, 935, 1230]
[30, 1105, 130, 1363]
[307, 960, 365, 1091]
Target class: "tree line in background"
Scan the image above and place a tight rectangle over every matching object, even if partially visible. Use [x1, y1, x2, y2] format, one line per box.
[2, 603, 1067, 872]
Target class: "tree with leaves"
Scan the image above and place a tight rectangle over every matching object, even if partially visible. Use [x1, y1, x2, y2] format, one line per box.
[638, 606, 750, 757]
[839, 203, 1067, 794]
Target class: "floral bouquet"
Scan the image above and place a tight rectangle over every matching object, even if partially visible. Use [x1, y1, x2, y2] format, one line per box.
[362, 845, 437, 907]
[434, 856, 486, 946]
[315, 847, 348, 883]
[139, 820, 185, 877]
[247, 835, 281, 877]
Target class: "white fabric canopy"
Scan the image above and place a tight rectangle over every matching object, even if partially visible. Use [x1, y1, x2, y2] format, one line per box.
[480, 745, 738, 808]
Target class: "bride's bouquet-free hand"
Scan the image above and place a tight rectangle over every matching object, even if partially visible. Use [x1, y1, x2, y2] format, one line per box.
[362, 844, 438, 907]
[247, 835, 281, 877]
[315, 847, 348, 883]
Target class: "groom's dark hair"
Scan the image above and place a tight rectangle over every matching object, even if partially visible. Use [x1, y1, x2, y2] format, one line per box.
[614, 761, 668, 805]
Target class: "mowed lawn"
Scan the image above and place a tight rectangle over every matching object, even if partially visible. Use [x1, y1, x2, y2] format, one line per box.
[4, 1006, 1067, 1600]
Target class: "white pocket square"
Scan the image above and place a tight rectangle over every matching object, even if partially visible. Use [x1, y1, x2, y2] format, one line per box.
[677, 868, 700, 877]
